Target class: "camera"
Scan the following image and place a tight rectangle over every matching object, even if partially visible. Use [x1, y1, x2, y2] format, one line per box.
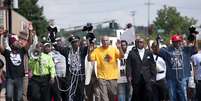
[189, 25, 199, 34]
[82, 23, 93, 32]
[187, 25, 199, 41]
[82, 23, 96, 44]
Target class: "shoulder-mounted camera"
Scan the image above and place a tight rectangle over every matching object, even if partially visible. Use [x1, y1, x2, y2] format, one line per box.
[82, 23, 96, 44]
[187, 25, 199, 41]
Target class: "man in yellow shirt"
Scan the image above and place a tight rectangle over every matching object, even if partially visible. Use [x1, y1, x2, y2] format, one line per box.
[89, 35, 124, 101]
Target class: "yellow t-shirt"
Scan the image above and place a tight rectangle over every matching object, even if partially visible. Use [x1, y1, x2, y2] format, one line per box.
[90, 46, 121, 80]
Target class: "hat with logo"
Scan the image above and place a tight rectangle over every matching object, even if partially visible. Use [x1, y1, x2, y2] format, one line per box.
[171, 34, 182, 42]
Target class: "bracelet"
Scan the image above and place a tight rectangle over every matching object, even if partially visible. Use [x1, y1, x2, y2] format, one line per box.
[25, 73, 29, 77]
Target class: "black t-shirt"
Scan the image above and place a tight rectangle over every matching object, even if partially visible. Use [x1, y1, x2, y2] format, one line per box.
[3, 49, 25, 78]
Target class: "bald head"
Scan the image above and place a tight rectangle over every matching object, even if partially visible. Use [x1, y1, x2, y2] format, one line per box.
[101, 35, 110, 48]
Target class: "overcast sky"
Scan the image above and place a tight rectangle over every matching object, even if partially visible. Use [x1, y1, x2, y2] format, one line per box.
[38, 0, 201, 29]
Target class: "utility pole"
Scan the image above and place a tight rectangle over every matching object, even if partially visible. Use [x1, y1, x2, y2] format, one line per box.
[130, 11, 136, 41]
[145, 0, 154, 35]
[7, 0, 18, 34]
[6, 0, 12, 34]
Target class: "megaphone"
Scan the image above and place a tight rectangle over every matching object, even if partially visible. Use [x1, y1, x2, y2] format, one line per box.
[30, 49, 41, 60]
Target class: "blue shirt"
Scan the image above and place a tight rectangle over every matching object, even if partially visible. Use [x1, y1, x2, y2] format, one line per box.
[159, 45, 196, 80]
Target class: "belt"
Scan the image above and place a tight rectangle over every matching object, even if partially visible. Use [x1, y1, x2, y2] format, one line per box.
[57, 74, 66, 78]
[171, 68, 183, 70]
[158, 71, 164, 73]
[197, 80, 201, 83]
[32, 75, 50, 78]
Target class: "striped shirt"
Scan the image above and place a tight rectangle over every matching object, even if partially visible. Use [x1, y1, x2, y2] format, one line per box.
[191, 51, 201, 80]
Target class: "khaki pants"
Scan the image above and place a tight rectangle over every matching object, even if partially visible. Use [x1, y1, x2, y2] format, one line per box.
[97, 79, 117, 101]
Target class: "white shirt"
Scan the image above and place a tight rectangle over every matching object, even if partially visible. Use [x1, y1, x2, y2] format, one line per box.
[117, 46, 132, 83]
[137, 48, 145, 60]
[85, 55, 97, 85]
[191, 51, 201, 80]
[153, 54, 166, 81]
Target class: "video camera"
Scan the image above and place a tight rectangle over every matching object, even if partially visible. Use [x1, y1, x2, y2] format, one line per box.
[82, 23, 93, 32]
[82, 23, 96, 44]
[187, 25, 199, 42]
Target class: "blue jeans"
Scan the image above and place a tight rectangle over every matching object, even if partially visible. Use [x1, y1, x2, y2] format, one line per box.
[6, 78, 24, 101]
[167, 78, 187, 101]
[118, 83, 131, 101]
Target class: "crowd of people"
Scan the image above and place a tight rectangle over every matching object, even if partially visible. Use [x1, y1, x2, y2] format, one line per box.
[0, 24, 200, 101]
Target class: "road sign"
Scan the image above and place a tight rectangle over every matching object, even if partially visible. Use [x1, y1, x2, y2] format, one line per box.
[157, 29, 164, 33]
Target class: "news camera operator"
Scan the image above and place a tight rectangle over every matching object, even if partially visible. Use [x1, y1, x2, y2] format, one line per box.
[49, 42, 68, 101]
[156, 33, 197, 101]
[47, 20, 58, 43]
[185, 25, 199, 100]
[53, 35, 88, 101]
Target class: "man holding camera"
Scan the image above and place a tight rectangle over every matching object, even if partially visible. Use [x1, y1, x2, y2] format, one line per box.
[191, 41, 201, 101]
[53, 35, 88, 101]
[158, 34, 197, 101]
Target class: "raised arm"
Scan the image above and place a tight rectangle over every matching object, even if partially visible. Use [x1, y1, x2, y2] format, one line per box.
[87, 42, 96, 62]
[24, 30, 34, 51]
[0, 41, 5, 54]
[116, 40, 124, 58]
[0, 29, 7, 54]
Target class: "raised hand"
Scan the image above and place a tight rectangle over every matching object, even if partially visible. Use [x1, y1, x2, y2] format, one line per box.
[116, 40, 122, 49]
[0, 26, 6, 36]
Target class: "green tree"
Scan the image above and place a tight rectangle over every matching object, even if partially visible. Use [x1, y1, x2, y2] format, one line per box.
[153, 5, 197, 39]
[15, 0, 49, 37]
